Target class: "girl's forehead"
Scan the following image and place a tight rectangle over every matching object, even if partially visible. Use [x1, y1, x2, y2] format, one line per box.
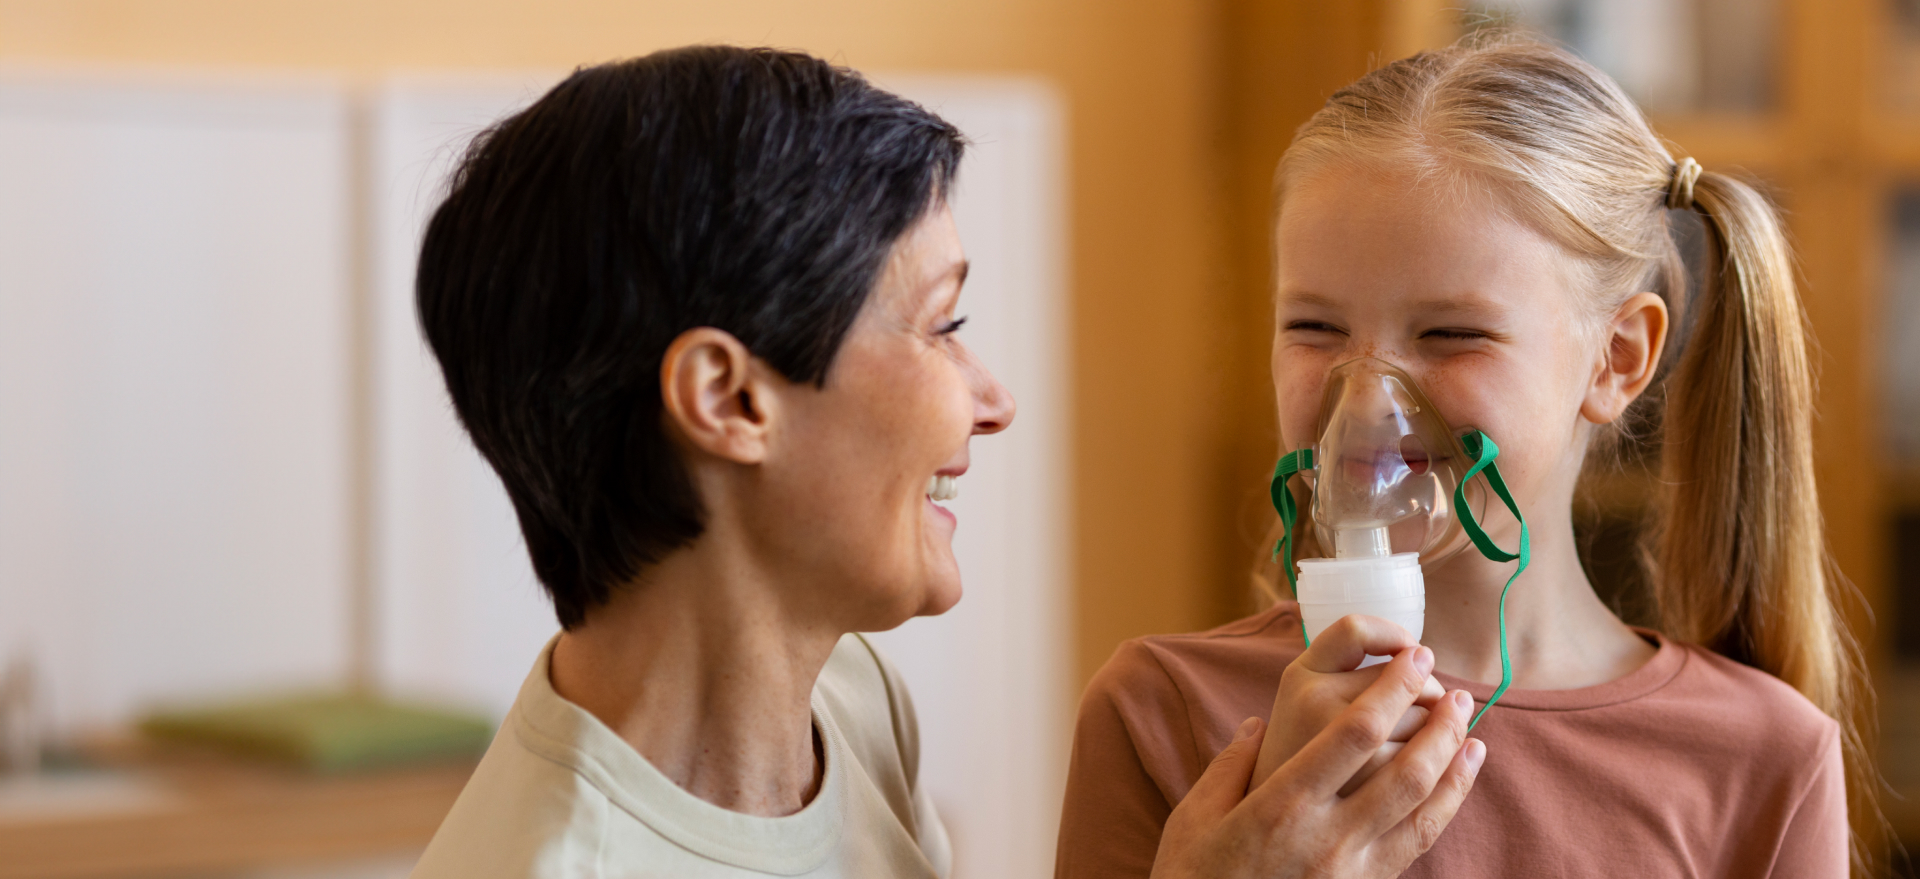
[1275, 164, 1578, 312]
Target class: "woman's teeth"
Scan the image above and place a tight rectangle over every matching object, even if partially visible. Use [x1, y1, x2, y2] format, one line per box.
[926, 474, 960, 502]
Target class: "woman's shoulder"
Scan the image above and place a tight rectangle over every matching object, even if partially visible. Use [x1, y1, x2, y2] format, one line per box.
[816, 633, 918, 772]
[813, 635, 951, 869]
[819, 632, 898, 700]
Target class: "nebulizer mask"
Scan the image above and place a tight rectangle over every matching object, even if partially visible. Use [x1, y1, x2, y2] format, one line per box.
[1271, 357, 1530, 728]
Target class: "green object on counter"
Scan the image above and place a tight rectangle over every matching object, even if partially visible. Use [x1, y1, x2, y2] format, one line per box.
[139, 693, 494, 774]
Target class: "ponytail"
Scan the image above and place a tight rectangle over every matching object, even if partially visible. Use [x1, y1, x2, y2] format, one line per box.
[1656, 170, 1876, 865]
[1656, 171, 1834, 705]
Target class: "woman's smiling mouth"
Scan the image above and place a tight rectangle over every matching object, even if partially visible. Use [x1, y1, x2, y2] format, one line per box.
[926, 473, 961, 502]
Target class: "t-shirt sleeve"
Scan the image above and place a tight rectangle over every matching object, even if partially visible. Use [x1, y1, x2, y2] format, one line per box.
[1054, 641, 1203, 879]
[1767, 724, 1848, 878]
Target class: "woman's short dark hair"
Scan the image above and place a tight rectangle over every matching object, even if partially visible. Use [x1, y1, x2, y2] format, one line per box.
[416, 46, 965, 629]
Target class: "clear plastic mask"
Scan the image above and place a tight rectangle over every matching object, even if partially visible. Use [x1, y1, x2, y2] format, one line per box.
[1304, 357, 1484, 562]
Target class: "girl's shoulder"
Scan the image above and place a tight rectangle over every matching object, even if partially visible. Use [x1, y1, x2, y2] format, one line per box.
[1074, 603, 1309, 803]
[1653, 637, 1840, 750]
[1085, 602, 1307, 713]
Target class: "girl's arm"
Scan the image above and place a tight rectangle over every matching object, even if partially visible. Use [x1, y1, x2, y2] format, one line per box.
[1054, 642, 1188, 879]
[1766, 727, 1847, 877]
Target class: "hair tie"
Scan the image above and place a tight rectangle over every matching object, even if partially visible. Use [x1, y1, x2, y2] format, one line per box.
[1668, 157, 1702, 209]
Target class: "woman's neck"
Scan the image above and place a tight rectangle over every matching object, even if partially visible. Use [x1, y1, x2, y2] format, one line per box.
[1417, 485, 1655, 691]
[547, 532, 837, 818]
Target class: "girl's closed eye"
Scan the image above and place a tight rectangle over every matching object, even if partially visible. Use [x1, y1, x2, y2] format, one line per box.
[1284, 320, 1346, 335]
[1420, 327, 1490, 341]
[935, 316, 968, 336]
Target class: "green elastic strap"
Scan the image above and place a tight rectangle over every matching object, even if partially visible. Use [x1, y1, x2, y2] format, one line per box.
[1454, 430, 1529, 731]
[1270, 448, 1315, 647]
[1269, 431, 1529, 732]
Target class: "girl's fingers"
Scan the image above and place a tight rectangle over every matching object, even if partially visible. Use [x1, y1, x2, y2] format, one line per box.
[1414, 673, 1446, 708]
[1290, 614, 1441, 710]
[1336, 698, 1445, 796]
[1305, 665, 1442, 710]
[1290, 667, 1443, 713]
[1337, 741, 1402, 797]
[1294, 615, 1423, 674]
[1177, 716, 1266, 821]
[1266, 646, 1436, 796]
[1388, 705, 1429, 742]
[1339, 688, 1473, 835]
[1378, 737, 1486, 864]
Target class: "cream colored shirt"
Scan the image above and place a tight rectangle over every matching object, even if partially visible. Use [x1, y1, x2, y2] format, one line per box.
[412, 634, 952, 878]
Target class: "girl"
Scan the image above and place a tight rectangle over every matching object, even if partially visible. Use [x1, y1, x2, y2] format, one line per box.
[1057, 35, 1865, 878]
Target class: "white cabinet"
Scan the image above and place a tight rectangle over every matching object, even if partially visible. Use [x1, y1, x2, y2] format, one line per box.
[0, 71, 355, 732]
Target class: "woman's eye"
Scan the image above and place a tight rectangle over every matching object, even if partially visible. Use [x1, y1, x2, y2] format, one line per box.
[935, 316, 968, 336]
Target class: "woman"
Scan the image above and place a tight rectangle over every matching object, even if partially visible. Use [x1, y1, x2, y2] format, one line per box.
[407, 46, 1477, 878]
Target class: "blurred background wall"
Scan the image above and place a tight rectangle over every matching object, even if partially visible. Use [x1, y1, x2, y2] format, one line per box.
[0, 0, 1233, 717]
[5, 0, 1920, 875]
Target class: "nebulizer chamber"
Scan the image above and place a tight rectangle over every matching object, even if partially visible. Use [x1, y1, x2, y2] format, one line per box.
[1291, 358, 1480, 665]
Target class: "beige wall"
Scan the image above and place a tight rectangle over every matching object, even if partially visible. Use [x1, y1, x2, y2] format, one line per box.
[0, 0, 1233, 689]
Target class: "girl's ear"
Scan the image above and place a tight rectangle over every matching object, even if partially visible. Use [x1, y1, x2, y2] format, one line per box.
[659, 327, 778, 464]
[1581, 291, 1669, 425]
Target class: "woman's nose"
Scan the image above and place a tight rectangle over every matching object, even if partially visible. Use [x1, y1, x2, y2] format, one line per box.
[973, 368, 1016, 436]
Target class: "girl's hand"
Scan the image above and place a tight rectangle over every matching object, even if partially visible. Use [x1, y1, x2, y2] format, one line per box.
[1148, 636, 1485, 879]
[1252, 615, 1449, 792]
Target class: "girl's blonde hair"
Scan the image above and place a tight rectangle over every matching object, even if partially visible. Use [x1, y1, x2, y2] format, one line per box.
[1262, 34, 1876, 869]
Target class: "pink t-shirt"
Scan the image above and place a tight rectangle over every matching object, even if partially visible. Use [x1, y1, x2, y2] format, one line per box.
[1055, 603, 1847, 878]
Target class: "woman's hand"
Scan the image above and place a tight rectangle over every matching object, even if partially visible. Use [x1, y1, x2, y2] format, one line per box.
[1253, 615, 1446, 792]
[1147, 624, 1484, 879]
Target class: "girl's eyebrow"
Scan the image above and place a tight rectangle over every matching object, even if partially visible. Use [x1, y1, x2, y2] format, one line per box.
[1279, 290, 1509, 319]
[1278, 291, 1343, 310]
[1405, 294, 1509, 319]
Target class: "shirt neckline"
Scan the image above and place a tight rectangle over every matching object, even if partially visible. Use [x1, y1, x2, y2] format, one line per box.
[507, 635, 848, 875]
[1431, 627, 1687, 712]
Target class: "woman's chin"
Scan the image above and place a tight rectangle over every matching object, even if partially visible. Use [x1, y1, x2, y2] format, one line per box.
[857, 574, 960, 634]
[917, 575, 963, 617]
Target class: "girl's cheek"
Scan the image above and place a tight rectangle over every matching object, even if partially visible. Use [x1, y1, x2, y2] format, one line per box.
[1275, 343, 1336, 384]
[1272, 355, 1326, 448]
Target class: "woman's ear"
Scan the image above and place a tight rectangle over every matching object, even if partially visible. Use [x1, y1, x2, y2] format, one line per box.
[659, 327, 776, 464]
[1581, 291, 1669, 425]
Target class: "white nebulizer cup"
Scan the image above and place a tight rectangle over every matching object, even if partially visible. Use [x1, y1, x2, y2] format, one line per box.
[1295, 554, 1425, 665]
[1288, 358, 1482, 667]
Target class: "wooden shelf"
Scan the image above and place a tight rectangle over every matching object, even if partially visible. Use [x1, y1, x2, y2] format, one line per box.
[0, 735, 471, 879]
